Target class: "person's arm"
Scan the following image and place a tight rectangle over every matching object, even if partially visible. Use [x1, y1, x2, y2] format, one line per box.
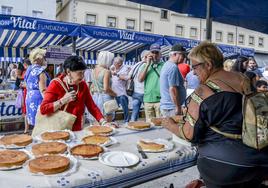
[103, 70, 117, 97]
[169, 86, 182, 115]
[39, 72, 47, 98]
[138, 56, 152, 82]
[169, 68, 182, 115]
[40, 80, 76, 115]
[83, 81, 104, 122]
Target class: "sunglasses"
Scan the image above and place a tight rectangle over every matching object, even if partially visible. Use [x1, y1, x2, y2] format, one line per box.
[191, 62, 205, 70]
[151, 51, 160, 54]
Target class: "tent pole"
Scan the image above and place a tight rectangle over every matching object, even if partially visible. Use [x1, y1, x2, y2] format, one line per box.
[72, 36, 77, 55]
[206, 0, 212, 41]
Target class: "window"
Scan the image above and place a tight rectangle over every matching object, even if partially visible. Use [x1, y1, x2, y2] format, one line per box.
[1, 6, 12, 15]
[175, 25, 184, 36]
[216, 31, 222, 42]
[249, 36, 255, 45]
[126, 19, 135, 30]
[238, 34, 244, 44]
[144, 21, 153, 32]
[190, 27, 197, 38]
[203, 29, 207, 40]
[258, 37, 264, 47]
[32, 10, 43, 18]
[160, 9, 168, 20]
[107, 16, 117, 28]
[227, 32, 234, 43]
[86, 14, 96, 25]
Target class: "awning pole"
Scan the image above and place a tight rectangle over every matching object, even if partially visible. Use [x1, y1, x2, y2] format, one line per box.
[206, 0, 212, 41]
[72, 36, 77, 55]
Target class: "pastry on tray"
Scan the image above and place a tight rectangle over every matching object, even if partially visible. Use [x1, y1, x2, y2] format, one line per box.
[128, 121, 151, 129]
[0, 150, 28, 168]
[138, 140, 165, 151]
[41, 131, 70, 141]
[151, 117, 163, 126]
[88, 126, 113, 135]
[32, 142, 68, 156]
[29, 155, 70, 175]
[82, 135, 110, 145]
[0, 134, 32, 147]
[70, 144, 104, 158]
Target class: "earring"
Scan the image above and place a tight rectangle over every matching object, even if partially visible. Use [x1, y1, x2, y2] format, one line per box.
[67, 75, 73, 85]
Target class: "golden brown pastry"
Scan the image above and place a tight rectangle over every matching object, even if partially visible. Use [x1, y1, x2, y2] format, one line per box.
[0, 134, 32, 147]
[138, 140, 165, 151]
[88, 126, 113, 135]
[41, 131, 70, 141]
[0, 150, 28, 168]
[128, 121, 151, 129]
[29, 155, 70, 175]
[82, 135, 110, 145]
[70, 144, 104, 158]
[32, 142, 67, 156]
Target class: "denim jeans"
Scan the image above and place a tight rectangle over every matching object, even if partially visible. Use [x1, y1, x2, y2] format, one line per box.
[130, 92, 144, 121]
[116, 95, 129, 122]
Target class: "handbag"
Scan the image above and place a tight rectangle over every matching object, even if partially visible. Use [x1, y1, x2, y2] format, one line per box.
[32, 78, 77, 137]
[126, 62, 143, 96]
[103, 99, 119, 114]
[15, 89, 23, 108]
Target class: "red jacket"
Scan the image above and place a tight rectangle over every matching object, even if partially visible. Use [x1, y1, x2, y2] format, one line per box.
[40, 74, 103, 131]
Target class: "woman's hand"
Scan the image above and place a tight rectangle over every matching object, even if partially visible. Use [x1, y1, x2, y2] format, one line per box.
[60, 90, 76, 105]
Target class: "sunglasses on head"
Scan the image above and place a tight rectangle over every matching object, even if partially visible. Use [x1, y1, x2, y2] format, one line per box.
[151, 51, 160, 54]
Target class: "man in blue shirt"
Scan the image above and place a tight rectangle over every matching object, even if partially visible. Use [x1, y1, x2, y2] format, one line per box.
[160, 44, 186, 117]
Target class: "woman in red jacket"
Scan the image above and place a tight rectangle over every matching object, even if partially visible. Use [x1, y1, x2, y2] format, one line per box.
[40, 56, 107, 131]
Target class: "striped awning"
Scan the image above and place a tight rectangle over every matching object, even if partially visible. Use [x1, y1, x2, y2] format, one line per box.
[0, 14, 80, 60]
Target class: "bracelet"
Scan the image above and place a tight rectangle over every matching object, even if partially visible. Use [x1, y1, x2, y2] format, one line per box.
[100, 120, 107, 126]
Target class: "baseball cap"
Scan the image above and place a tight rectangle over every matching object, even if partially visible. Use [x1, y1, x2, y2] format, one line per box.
[170, 44, 186, 53]
[150, 43, 161, 52]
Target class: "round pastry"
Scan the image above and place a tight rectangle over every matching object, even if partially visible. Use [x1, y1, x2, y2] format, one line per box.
[128, 121, 151, 129]
[70, 144, 103, 158]
[138, 140, 165, 151]
[82, 135, 110, 145]
[151, 118, 163, 126]
[0, 134, 32, 146]
[88, 126, 113, 135]
[29, 155, 70, 175]
[32, 142, 68, 156]
[0, 150, 28, 168]
[41, 131, 70, 141]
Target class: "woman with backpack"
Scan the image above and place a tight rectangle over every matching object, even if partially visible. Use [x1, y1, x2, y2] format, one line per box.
[163, 42, 268, 187]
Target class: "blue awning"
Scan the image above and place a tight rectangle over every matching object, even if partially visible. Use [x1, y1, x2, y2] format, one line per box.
[161, 36, 254, 58]
[71, 25, 163, 54]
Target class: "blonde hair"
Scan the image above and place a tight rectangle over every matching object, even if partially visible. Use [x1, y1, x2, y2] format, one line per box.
[97, 51, 114, 69]
[29, 48, 46, 64]
[188, 41, 224, 68]
[223, 59, 235, 71]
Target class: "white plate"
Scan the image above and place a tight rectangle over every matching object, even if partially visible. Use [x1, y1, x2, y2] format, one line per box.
[99, 151, 139, 167]
[85, 126, 116, 136]
[101, 137, 118, 147]
[126, 125, 152, 131]
[137, 139, 174, 153]
[35, 130, 75, 143]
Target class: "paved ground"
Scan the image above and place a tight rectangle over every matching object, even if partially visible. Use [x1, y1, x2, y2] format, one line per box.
[132, 166, 199, 188]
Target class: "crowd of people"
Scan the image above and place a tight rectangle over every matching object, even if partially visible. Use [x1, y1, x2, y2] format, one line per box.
[1, 41, 268, 187]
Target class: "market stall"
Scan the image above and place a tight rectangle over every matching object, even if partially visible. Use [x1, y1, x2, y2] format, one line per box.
[0, 127, 197, 188]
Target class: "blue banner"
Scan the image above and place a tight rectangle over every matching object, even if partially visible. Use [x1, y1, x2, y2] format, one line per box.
[164, 36, 200, 50]
[81, 25, 163, 44]
[0, 14, 80, 36]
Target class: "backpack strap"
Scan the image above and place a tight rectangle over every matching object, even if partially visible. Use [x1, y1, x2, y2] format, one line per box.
[205, 80, 242, 140]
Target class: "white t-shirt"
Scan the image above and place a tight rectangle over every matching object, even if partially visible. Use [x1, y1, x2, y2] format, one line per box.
[128, 61, 144, 94]
[111, 65, 130, 96]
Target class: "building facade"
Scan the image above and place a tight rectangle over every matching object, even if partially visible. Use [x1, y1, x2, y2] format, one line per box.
[0, 0, 56, 20]
[56, 0, 268, 65]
